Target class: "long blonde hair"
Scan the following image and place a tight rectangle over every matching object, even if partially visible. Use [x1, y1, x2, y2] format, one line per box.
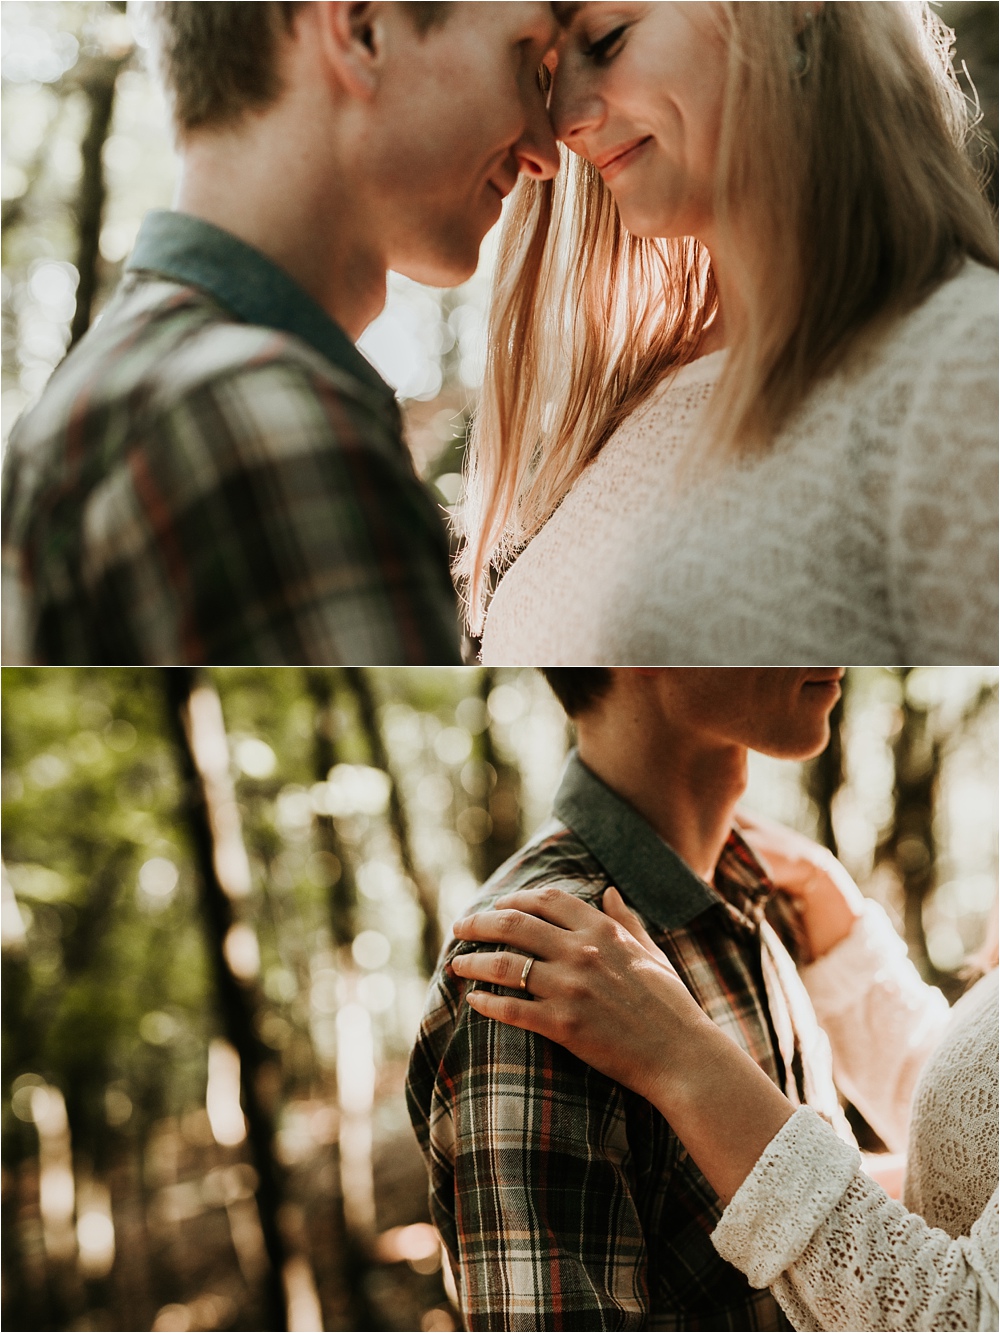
[458, 2, 998, 634]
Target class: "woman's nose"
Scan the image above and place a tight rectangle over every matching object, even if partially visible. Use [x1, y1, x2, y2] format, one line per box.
[549, 64, 604, 146]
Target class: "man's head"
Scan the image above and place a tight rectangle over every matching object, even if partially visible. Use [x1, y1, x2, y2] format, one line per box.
[541, 668, 612, 719]
[544, 668, 843, 761]
[148, 2, 560, 287]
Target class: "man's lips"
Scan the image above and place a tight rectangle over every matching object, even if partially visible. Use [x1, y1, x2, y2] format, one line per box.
[803, 669, 846, 686]
[487, 175, 517, 203]
[593, 136, 652, 175]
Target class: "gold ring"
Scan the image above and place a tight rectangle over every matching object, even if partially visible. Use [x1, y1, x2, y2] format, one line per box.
[519, 956, 534, 991]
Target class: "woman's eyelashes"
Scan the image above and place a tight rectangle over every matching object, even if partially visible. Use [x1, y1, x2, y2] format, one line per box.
[581, 24, 628, 64]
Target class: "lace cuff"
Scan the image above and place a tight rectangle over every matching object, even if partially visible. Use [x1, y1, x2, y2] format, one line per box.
[712, 1106, 861, 1288]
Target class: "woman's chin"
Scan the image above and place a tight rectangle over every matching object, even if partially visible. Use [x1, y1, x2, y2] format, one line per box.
[612, 200, 679, 242]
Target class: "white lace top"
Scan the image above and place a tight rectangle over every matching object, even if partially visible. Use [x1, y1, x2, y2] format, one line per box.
[712, 901, 999, 1331]
[481, 263, 998, 665]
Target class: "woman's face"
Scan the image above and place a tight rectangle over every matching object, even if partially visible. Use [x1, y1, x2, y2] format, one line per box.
[549, 3, 729, 244]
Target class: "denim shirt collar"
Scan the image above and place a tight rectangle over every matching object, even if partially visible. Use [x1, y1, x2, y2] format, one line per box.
[552, 750, 722, 931]
[127, 209, 395, 411]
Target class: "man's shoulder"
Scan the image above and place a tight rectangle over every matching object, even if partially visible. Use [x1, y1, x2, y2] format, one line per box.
[5, 273, 399, 496]
[1, 272, 453, 666]
[2, 272, 417, 579]
[409, 820, 608, 1060]
[466, 818, 609, 919]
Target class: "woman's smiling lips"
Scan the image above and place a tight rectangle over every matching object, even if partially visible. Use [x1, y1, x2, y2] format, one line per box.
[593, 135, 653, 180]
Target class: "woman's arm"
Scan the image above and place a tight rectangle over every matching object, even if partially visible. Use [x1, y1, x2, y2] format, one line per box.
[737, 812, 950, 1151]
[714, 1111, 999, 1333]
[885, 278, 998, 665]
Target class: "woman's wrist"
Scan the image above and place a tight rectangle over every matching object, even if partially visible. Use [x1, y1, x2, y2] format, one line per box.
[646, 1004, 795, 1204]
[642, 990, 720, 1112]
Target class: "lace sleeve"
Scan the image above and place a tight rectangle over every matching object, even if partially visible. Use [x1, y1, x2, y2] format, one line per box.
[712, 1108, 999, 1332]
[885, 285, 999, 664]
[798, 900, 949, 1152]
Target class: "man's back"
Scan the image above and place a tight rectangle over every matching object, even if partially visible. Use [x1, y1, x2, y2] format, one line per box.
[1, 213, 461, 665]
[407, 754, 850, 1331]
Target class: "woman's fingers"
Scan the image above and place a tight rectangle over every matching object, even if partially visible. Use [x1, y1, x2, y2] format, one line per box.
[452, 906, 567, 957]
[493, 885, 604, 931]
[450, 949, 547, 995]
[465, 988, 555, 1038]
[602, 887, 661, 957]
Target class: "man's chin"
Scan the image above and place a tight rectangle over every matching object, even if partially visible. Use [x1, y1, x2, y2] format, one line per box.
[758, 722, 832, 763]
[391, 240, 481, 289]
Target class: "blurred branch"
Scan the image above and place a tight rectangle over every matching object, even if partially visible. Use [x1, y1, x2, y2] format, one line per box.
[303, 669, 383, 1330]
[472, 669, 524, 883]
[344, 667, 443, 977]
[949, 678, 999, 749]
[874, 670, 947, 989]
[161, 668, 291, 1333]
[70, 52, 131, 347]
[304, 669, 362, 950]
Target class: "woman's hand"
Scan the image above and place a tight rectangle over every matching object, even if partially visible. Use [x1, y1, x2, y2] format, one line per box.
[451, 883, 796, 1204]
[450, 885, 704, 1107]
[736, 810, 865, 960]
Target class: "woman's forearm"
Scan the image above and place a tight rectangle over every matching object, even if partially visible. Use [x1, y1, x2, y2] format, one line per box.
[647, 1001, 795, 1204]
[799, 900, 949, 1152]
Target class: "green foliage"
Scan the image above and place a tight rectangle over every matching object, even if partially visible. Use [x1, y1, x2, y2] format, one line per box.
[2, 669, 209, 1147]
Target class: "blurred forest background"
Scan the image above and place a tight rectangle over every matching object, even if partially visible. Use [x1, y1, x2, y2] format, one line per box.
[2, 0, 998, 497]
[2, 666, 999, 1332]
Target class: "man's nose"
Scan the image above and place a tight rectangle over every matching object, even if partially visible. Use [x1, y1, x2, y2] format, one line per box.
[514, 95, 561, 181]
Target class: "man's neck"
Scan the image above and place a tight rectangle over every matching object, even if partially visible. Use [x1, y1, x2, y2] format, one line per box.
[174, 110, 387, 341]
[576, 722, 747, 884]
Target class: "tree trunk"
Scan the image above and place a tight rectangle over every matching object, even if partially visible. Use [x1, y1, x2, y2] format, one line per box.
[343, 667, 442, 977]
[303, 668, 381, 1331]
[471, 669, 524, 883]
[304, 669, 361, 950]
[161, 668, 290, 1332]
[874, 670, 944, 987]
[70, 54, 126, 347]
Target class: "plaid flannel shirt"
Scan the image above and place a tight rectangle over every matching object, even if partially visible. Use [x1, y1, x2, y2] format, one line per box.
[1, 210, 461, 665]
[408, 752, 853, 1332]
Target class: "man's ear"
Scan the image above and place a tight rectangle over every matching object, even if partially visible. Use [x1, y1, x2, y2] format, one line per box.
[314, 0, 385, 101]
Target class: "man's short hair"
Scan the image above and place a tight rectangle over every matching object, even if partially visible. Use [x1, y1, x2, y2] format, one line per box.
[148, 2, 449, 135]
[540, 669, 612, 718]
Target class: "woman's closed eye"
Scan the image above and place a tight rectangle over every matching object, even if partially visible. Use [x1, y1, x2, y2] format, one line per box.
[582, 24, 628, 64]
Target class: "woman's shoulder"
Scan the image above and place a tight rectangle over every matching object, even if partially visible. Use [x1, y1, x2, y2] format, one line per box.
[835, 259, 998, 440]
[884, 259, 998, 367]
[944, 966, 999, 1041]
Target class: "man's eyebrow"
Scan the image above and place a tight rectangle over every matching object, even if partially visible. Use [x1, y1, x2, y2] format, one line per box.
[551, 2, 583, 28]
